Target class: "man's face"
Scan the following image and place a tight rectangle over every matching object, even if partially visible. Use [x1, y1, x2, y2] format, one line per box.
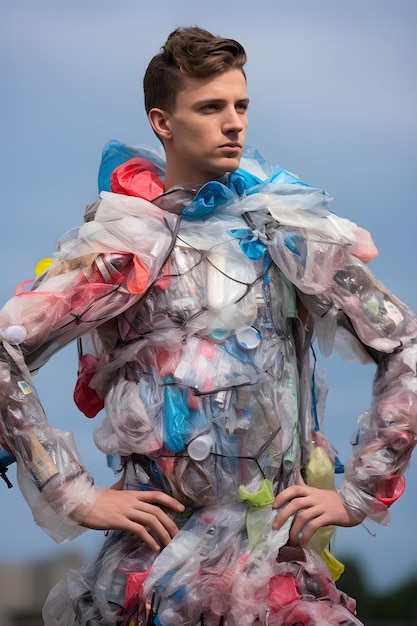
[162, 69, 249, 186]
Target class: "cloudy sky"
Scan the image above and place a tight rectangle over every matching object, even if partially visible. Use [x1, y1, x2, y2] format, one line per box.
[1, 0, 416, 594]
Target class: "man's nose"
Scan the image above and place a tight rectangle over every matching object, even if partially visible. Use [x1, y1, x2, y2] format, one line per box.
[222, 106, 245, 133]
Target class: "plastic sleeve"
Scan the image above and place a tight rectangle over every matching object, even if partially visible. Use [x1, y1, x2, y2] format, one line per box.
[0, 193, 178, 540]
[266, 219, 417, 523]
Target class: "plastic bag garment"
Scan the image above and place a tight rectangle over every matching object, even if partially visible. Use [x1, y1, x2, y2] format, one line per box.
[3, 141, 416, 625]
[252, 193, 417, 523]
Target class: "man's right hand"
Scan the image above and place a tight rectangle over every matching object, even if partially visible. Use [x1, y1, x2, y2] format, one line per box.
[80, 488, 185, 551]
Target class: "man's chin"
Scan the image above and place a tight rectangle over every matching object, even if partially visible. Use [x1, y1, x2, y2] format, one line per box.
[214, 157, 242, 177]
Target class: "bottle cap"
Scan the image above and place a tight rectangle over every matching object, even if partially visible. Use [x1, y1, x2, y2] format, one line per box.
[3, 325, 27, 345]
[236, 326, 261, 350]
[188, 434, 213, 461]
[208, 329, 230, 343]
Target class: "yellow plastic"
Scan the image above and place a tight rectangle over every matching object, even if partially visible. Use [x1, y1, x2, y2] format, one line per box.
[238, 478, 274, 507]
[306, 443, 346, 581]
[35, 257, 53, 276]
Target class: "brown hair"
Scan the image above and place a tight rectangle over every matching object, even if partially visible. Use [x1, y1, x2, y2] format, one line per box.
[143, 26, 247, 114]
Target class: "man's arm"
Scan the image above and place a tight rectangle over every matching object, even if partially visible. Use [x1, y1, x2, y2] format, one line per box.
[0, 192, 179, 542]
[264, 203, 417, 534]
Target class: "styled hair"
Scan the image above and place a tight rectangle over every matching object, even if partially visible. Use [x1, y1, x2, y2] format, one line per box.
[143, 26, 247, 114]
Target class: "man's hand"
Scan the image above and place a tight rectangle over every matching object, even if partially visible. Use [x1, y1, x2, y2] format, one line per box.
[272, 479, 364, 546]
[80, 488, 185, 551]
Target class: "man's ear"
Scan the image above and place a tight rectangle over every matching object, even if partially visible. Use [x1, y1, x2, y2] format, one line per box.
[148, 108, 172, 141]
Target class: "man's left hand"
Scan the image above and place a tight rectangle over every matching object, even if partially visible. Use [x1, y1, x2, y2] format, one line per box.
[272, 479, 365, 546]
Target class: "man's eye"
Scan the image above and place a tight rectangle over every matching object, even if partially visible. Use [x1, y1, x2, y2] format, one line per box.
[236, 103, 248, 112]
[202, 104, 218, 111]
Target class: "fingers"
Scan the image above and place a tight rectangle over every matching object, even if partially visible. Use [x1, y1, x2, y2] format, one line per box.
[272, 484, 305, 511]
[272, 486, 357, 546]
[273, 502, 328, 546]
[272, 491, 317, 546]
[81, 489, 186, 551]
[272, 484, 309, 534]
[283, 506, 322, 547]
[119, 491, 185, 549]
[122, 502, 178, 551]
[135, 490, 185, 513]
[129, 499, 182, 541]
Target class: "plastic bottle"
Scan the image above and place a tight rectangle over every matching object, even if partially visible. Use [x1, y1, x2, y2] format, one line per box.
[333, 265, 405, 335]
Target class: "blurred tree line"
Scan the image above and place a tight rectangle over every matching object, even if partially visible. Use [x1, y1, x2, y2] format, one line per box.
[338, 557, 417, 622]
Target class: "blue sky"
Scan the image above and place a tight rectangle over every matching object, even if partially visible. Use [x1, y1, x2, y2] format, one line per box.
[1, 0, 416, 593]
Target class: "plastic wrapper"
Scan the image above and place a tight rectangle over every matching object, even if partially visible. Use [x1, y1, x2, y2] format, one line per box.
[0, 439, 15, 488]
[0, 192, 178, 540]
[266, 221, 417, 353]
[0, 192, 178, 370]
[3, 142, 417, 624]
[98, 139, 166, 193]
[110, 157, 164, 199]
[339, 358, 417, 522]
[241, 185, 417, 522]
[0, 341, 102, 540]
[73, 329, 105, 418]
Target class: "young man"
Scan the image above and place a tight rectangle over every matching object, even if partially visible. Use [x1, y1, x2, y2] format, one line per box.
[0, 26, 416, 625]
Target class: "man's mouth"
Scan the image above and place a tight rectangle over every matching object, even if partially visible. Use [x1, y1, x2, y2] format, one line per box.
[219, 143, 242, 153]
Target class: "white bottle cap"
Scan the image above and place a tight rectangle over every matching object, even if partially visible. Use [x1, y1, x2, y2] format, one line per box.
[236, 326, 261, 350]
[187, 434, 213, 461]
[3, 325, 28, 345]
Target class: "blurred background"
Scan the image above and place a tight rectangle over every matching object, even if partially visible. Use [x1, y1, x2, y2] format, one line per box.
[1, 1, 416, 624]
